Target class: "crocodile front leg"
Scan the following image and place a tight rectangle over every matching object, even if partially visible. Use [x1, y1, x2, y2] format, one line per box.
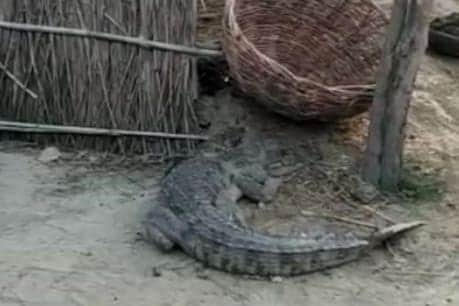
[231, 164, 282, 203]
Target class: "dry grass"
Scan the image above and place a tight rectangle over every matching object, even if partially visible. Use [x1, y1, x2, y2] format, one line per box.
[0, 0, 199, 155]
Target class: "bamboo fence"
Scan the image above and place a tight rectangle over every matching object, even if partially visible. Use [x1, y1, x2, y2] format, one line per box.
[0, 0, 207, 155]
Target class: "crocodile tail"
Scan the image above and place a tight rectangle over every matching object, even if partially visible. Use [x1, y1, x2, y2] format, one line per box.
[369, 221, 425, 248]
[183, 217, 369, 276]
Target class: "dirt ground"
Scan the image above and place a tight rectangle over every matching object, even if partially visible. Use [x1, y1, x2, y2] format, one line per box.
[2, 1, 459, 306]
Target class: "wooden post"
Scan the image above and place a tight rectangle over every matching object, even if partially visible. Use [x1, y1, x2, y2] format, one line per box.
[362, 0, 433, 191]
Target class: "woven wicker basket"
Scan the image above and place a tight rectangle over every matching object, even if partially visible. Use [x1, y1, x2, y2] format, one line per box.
[429, 13, 459, 57]
[223, 0, 388, 121]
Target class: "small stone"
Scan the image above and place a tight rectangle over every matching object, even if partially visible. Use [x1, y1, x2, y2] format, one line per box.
[444, 196, 457, 209]
[271, 276, 283, 283]
[257, 202, 266, 209]
[351, 181, 378, 204]
[320, 270, 333, 277]
[152, 267, 162, 277]
[38, 146, 61, 163]
[197, 270, 210, 280]
[76, 150, 88, 159]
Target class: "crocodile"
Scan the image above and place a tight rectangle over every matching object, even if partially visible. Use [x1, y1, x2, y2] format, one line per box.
[142, 151, 423, 276]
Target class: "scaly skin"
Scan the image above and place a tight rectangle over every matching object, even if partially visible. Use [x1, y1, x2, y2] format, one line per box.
[143, 156, 422, 276]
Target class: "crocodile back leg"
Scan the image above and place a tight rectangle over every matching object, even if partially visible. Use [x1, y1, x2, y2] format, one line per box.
[143, 220, 176, 251]
[143, 205, 190, 251]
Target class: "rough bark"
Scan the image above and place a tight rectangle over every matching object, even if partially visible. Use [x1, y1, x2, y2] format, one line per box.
[362, 0, 433, 191]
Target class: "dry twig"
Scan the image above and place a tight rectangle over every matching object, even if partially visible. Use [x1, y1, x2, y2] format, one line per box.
[341, 196, 397, 224]
[301, 210, 378, 229]
[380, 270, 457, 278]
[0, 62, 38, 99]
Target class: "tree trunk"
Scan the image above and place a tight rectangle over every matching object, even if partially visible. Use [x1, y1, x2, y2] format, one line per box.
[362, 0, 433, 191]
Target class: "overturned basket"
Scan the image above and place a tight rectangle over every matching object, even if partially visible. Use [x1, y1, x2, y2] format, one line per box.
[429, 13, 459, 57]
[223, 0, 388, 121]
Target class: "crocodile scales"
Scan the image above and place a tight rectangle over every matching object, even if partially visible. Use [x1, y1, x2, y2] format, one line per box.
[142, 152, 423, 276]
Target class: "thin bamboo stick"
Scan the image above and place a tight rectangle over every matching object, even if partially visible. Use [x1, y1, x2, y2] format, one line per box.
[0, 120, 209, 141]
[0, 21, 222, 57]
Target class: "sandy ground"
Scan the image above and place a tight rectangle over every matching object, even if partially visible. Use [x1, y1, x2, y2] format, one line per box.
[2, 1, 459, 306]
